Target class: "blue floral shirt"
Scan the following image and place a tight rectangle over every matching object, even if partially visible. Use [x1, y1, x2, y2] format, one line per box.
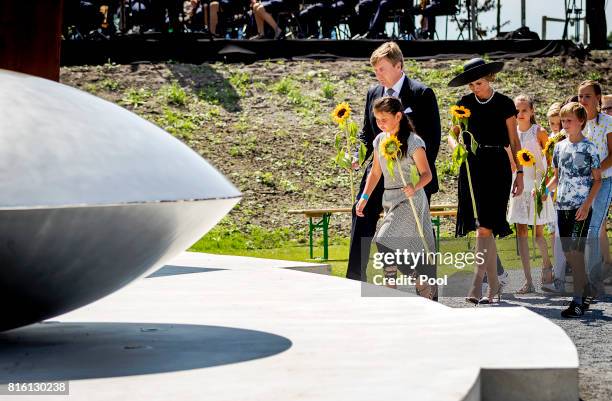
[552, 138, 600, 210]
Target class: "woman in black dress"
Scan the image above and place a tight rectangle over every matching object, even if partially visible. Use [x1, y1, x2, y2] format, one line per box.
[448, 59, 524, 304]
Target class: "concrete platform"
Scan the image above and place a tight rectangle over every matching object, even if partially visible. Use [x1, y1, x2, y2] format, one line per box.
[0, 252, 579, 401]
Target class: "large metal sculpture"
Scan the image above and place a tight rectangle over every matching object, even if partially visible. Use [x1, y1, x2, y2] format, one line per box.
[0, 69, 241, 331]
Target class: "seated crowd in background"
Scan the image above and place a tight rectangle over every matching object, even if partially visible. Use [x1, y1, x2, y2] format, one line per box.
[63, 0, 459, 40]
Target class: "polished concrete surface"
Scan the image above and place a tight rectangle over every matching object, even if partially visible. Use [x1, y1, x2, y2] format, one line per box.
[0, 252, 579, 401]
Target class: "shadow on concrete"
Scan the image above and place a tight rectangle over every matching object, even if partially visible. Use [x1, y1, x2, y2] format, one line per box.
[0, 322, 292, 383]
[146, 265, 226, 278]
[512, 303, 612, 324]
[475, 295, 612, 324]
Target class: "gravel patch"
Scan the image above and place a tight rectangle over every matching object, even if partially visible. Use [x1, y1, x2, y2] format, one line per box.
[438, 268, 612, 401]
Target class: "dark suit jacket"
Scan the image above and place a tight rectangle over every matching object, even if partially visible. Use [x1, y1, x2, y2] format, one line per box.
[359, 76, 441, 196]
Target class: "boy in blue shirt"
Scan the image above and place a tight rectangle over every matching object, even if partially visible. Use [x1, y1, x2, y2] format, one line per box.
[548, 102, 601, 318]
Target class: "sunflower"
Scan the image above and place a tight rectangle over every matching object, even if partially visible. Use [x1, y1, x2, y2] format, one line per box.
[552, 132, 566, 144]
[380, 135, 401, 160]
[331, 102, 352, 124]
[542, 137, 555, 157]
[450, 105, 471, 119]
[542, 132, 567, 159]
[517, 149, 536, 167]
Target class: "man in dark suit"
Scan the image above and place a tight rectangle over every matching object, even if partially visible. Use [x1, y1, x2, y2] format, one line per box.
[346, 41, 441, 281]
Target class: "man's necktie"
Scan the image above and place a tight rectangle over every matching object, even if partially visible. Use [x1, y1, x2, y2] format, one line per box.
[386, 88, 395, 97]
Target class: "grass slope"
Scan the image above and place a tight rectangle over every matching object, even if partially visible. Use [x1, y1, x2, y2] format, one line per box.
[60, 52, 611, 252]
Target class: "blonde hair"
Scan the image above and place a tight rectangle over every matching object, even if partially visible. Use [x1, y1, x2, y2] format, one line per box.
[560, 102, 588, 130]
[546, 102, 562, 118]
[514, 94, 536, 125]
[370, 42, 404, 69]
[484, 73, 496, 82]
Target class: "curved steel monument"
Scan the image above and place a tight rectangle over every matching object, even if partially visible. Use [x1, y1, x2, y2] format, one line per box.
[0, 69, 241, 331]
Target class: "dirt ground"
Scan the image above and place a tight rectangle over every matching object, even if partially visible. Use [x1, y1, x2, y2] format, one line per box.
[60, 51, 612, 239]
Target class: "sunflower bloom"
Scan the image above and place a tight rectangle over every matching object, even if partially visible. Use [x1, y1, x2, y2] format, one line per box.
[517, 149, 536, 167]
[450, 105, 471, 119]
[380, 135, 401, 160]
[331, 102, 352, 124]
[542, 132, 566, 160]
[542, 137, 555, 157]
[552, 132, 566, 144]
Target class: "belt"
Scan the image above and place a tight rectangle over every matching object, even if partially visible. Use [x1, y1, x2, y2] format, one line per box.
[478, 144, 506, 150]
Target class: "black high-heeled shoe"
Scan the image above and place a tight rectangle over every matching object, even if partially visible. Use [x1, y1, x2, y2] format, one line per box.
[479, 284, 502, 304]
[416, 283, 438, 301]
[466, 272, 485, 305]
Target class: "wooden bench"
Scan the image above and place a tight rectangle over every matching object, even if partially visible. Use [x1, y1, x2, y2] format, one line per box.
[288, 204, 457, 260]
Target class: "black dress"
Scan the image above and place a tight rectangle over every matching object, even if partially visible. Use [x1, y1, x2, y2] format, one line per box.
[455, 92, 517, 237]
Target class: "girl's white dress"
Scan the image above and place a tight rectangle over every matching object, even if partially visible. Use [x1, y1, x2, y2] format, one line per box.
[507, 124, 555, 225]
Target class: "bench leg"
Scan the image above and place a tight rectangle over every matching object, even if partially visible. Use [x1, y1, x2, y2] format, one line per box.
[307, 214, 331, 261]
[431, 216, 441, 253]
[322, 213, 330, 261]
[309, 217, 314, 259]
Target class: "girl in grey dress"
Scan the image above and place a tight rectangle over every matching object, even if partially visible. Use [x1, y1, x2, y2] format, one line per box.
[356, 97, 437, 299]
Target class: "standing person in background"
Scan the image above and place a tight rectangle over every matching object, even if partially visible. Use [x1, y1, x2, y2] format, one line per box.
[602, 94, 612, 117]
[350, 0, 379, 38]
[151, 0, 182, 33]
[547, 103, 563, 136]
[547, 102, 601, 317]
[300, 0, 358, 39]
[507, 95, 555, 294]
[299, 0, 330, 38]
[419, 0, 445, 39]
[364, 0, 420, 39]
[249, 0, 294, 39]
[578, 81, 612, 299]
[542, 101, 570, 294]
[585, 0, 608, 49]
[447, 58, 524, 304]
[346, 42, 441, 282]
[199, 0, 240, 36]
[602, 94, 612, 285]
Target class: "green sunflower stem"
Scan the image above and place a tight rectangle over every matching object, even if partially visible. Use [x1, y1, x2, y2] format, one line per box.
[464, 158, 479, 227]
[349, 167, 355, 204]
[532, 167, 537, 262]
[397, 167, 432, 264]
[450, 108, 479, 229]
[343, 123, 356, 203]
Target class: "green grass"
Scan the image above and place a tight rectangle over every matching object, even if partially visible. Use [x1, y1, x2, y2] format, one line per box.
[121, 88, 151, 107]
[202, 245, 350, 277]
[273, 77, 295, 95]
[194, 234, 612, 280]
[197, 240, 490, 278]
[229, 72, 251, 95]
[155, 108, 199, 140]
[436, 158, 459, 179]
[99, 78, 120, 91]
[321, 81, 335, 99]
[160, 82, 188, 106]
[190, 220, 308, 252]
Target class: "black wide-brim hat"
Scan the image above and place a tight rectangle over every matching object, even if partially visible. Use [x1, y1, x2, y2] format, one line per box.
[447, 58, 504, 87]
